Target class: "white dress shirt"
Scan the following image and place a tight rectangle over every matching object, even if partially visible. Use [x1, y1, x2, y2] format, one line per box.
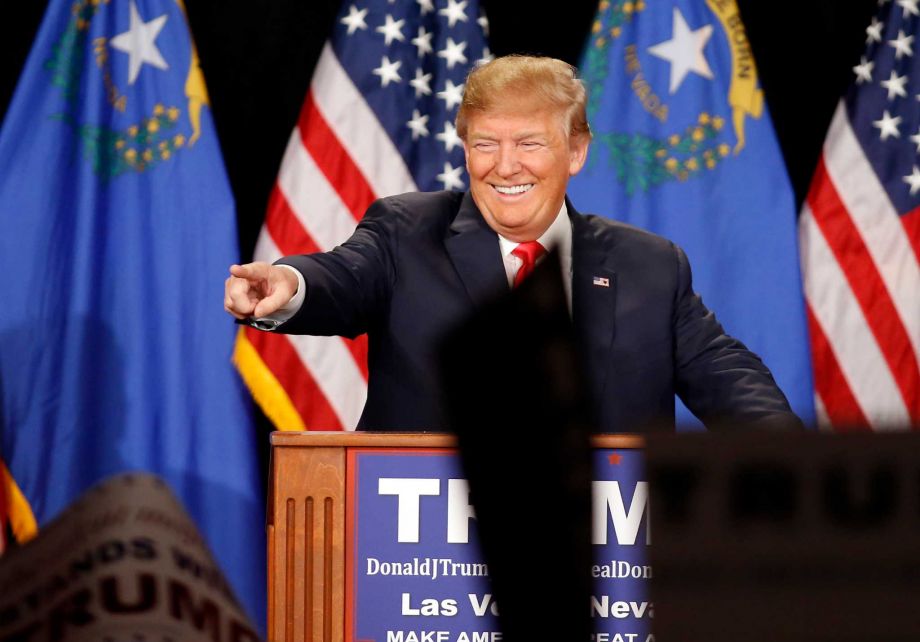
[497, 201, 572, 310]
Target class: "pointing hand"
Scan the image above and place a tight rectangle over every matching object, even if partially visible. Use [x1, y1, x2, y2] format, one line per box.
[224, 262, 298, 319]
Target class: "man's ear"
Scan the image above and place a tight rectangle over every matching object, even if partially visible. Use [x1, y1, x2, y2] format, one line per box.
[569, 135, 590, 176]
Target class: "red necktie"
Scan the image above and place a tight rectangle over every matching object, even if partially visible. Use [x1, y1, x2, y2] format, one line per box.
[511, 241, 546, 288]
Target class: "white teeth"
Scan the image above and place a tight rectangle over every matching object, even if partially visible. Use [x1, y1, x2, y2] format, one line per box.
[493, 184, 533, 195]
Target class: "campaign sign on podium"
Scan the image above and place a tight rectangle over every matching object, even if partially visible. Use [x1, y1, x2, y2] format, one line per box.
[345, 448, 652, 642]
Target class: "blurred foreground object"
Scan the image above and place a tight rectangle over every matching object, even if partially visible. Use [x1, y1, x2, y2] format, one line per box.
[798, 0, 920, 429]
[0, 473, 260, 642]
[648, 432, 920, 641]
[439, 253, 595, 642]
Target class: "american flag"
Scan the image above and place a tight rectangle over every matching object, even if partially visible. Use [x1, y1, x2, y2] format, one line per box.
[799, 0, 920, 430]
[234, 0, 489, 430]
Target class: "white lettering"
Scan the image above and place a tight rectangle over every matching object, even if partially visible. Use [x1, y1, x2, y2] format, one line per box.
[379, 478, 441, 543]
[447, 479, 476, 543]
[386, 632, 450, 642]
[591, 595, 609, 618]
[457, 633, 502, 642]
[592, 481, 650, 545]
[590, 597, 654, 619]
[401, 593, 458, 617]
[468, 593, 499, 617]
[402, 592, 420, 616]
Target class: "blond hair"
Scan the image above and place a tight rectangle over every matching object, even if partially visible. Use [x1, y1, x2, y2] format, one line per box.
[456, 55, 591, 143]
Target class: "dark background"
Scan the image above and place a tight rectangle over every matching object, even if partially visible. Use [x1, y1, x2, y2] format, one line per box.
[0, 0, 878, 445]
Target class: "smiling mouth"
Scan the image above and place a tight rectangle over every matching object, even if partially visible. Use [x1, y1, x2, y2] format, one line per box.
[492, 184, 534, 195]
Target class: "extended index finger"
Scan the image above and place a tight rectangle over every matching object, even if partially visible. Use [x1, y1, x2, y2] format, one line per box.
[229, 262, 269, 282]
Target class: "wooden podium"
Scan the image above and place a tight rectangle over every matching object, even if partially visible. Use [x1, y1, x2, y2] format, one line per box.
[266, 431, 643, 642]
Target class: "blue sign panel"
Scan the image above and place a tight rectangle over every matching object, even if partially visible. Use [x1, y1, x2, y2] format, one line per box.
[590, 449, 652, 642]
[346, 448, 652, 642]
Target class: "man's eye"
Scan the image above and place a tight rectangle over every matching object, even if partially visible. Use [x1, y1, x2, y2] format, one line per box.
[475, 143, 497, 151]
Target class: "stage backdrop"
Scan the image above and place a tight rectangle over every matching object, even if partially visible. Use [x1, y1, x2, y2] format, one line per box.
[0, 0, 879, 438]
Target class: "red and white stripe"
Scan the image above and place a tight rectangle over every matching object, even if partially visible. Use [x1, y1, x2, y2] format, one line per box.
[799, 101, 920, 431]
[250, 43, 417, 430]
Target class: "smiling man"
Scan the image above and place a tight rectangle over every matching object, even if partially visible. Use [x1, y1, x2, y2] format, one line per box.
[460, 101, 588, 243]
[224, 55, 799, 432]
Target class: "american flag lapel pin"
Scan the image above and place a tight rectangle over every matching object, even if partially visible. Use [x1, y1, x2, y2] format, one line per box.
[593, 276, 610, 288]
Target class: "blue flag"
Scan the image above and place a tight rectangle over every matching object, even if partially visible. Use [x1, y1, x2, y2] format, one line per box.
[0, 0, 264, 626]
[569, 0, 815, 427]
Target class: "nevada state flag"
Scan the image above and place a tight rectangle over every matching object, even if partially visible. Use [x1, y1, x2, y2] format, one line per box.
[0, 0, 264, 629]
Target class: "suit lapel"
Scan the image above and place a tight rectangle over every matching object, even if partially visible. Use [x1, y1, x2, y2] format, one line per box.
[445, 192, 508, 306]
[570, 201, 618, 400]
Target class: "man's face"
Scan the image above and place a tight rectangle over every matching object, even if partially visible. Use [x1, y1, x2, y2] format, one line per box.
[463, 106, 589, 242]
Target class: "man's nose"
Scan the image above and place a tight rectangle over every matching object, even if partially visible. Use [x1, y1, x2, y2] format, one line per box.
[495, 145, 521, 176]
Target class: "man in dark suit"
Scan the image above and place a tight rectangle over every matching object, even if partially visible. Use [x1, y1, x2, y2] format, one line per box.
[224, 55, 799, 432]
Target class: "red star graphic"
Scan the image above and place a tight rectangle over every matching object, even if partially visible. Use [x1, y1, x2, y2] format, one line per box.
[607, 452, 623, 465]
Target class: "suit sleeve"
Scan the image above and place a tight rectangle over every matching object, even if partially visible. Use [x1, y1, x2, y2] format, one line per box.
[272, 198, 399, 339]
[671, 244, 803, 430]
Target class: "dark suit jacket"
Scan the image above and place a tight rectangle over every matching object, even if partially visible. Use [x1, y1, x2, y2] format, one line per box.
[277, 190, 798, 432]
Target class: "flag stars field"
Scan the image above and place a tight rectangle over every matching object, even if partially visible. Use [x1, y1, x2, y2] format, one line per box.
[412, 26, 434, 56]
[910, 126, 920, 151]
[439, 0, 468, 28]
[406, 109, 430, 140]
[888, 30, 914, 59]
[377, 14, 406, 45]
[437, 162, 465, 190]
[438, 37, 468, 69]
[437, 79, 464, 109]
[436, 121, 462, 152]
[902, 165, 920, 194]
[897, 0, 919, 19]
[856, 0, 920, 201]
[410, 68, 433, 96]
[866, 17, 883, 43]
[874, 110, 902, 140]
[333, 0, 488, 190]
[373, 55, 402, 86]
[881, 70, 908, 100]
[336, 0, 492, 192]
[854, 56, 874, 83]
[341, 5, 369, 34]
